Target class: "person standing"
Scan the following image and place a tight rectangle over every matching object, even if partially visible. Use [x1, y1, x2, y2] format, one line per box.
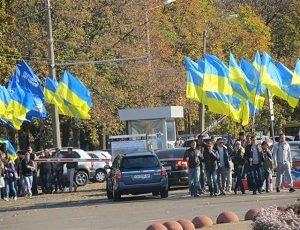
[0, 151, 4, 200]
[223, 137, 234, 193]
[233, 141, 246, 194]
[3, 153, 18, 201]
[197, 135, 208, 194]
[203, 142, 219, 197]
[14, 150, 25, 197]
[65, 148, 78, 192]
[272, 134, 295, 192]
[261, 141, 273, 193]
[53, 148, 64, 193]
[21, 151, 35, 198]
[40, 149, 54, 194]
[183, 140, 202, 197]
[214, 138, 230, 195]
[245, 135, 263, 195]
[28, 146, 38, 195]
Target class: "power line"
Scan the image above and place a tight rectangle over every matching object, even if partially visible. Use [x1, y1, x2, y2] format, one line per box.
[0, 53, 49, 61]
[56, 55, 149, 66]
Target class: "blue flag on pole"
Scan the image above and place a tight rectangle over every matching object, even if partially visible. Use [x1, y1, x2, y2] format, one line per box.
[8, 61, 47, 120]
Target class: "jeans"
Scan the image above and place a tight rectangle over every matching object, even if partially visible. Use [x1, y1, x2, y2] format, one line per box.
[200, 169, 205, 192]
[67, 168, 77, 192]
[55, 168, 64, 191]
[206, 170, 218, 194]
[24, 176, 33, 196]
[276, 162, 293, 188]
[227, 161, 233, 189]
[188, 166, 200, 196]
[5, 177, 17, 199]
[41, 171, 53, 193]
[217, 166, 227, 192]
[252, 164, 262, 192]
[16, 177, 24, 196]
[263, 170, 271, 192]
[32, 171, 38, 195]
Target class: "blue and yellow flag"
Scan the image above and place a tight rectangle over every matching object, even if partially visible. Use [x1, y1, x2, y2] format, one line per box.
[0, 86, 10, 116]
[206, 92, 241, 122]
[261, 51, 290, 101]
[277, 62, 300, 108]
[56, 71, 93, 113]
[185, 57, 206, 103]
[253, 50, 261, 72]
[45, 77, 91, 119]
[291, 59, 300, 86]
[0, 138, 16, 160]
[5, 82, 35, 121]
[203, 55, 233, 95]
[8, 61, 47, 120]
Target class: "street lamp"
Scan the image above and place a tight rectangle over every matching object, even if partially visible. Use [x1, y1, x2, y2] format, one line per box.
[199, 14, 239, 134]
[145, 0, 176, 69]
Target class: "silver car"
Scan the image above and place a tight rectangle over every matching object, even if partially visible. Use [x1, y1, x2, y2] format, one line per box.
[87, 150, 112, 183]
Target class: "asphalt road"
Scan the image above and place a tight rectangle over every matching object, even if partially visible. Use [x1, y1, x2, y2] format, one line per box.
[0, 184, 299, 230]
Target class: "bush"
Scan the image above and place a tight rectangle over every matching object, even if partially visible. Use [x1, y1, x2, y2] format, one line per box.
[289, 200, 300, 215]
[252, 206, 300, 230]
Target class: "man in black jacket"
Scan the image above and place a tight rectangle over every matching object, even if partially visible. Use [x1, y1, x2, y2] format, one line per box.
[245, 135, 263, 194]
[197, 135, 208, 194]
[203, 142, 219, 197]
[183, 140, 202, 197]
[214, 138, 230, 195]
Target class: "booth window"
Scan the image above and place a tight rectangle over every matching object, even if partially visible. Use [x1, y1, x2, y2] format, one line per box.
[166, 120, 175, 142]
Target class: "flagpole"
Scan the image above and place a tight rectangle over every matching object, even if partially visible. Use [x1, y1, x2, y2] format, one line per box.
[267, 90, 275, 143]
[198, 28, 207, 133]
[45, 0, 61, 148]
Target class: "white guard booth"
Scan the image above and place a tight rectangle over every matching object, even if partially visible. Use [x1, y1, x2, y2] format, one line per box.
[118, 106, 184, 150]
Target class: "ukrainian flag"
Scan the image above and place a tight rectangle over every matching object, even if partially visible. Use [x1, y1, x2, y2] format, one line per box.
[251, 51, 266, 95]
[185, 57, 206, 103]
[45, 77, 91, 119]
[203, 55, 233, 95]
[0, 86, 10, 116]
[277, 62, 300, 108]
[253, 50, 261, 72]
[261, 51, 291, 101]
[206, 92, 241, 122]
[56, 71, 93, 113]
[291, 59, 300, 86]
[0, 138, 16, 160]
[229, 54, 265, 115]
[5, 83, 35, 121]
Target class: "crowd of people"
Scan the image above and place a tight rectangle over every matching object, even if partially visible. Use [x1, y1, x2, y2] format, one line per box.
[0, 147, 78, 201]
[183, 132, 296, 197]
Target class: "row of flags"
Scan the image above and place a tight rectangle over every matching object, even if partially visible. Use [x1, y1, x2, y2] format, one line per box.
[0, 60, 93, 130]
[185, 51, 300, 126]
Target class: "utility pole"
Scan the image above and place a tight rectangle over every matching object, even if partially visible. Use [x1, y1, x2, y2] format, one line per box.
[45, 0, 61, 148]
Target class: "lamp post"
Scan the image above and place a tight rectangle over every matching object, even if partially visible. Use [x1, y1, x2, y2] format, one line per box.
[145, 0, 176, 70]
[199, 14, 239, 134]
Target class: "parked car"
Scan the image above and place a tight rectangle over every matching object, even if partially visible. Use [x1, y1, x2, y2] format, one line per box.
[87, 150, 112, 183]
[36, 148, 96, 187]
[155, 148, 189, 188]
[106, 152, 168, 201]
